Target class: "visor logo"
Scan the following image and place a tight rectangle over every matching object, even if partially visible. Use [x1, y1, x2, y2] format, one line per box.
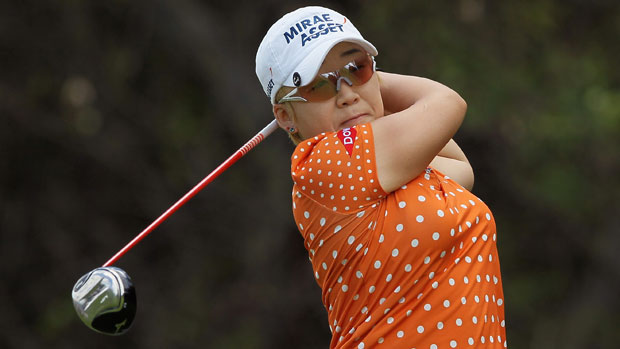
[282, 13, 345, 47]
[293, 72, 301, 86]
[266, 78, 274, 97]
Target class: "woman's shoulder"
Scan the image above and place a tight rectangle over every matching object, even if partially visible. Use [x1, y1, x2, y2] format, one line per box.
[291, 123, 386, 212]
[291, 123, 374, 170]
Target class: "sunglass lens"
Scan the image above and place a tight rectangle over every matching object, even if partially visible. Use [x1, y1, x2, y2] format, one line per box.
[299, 77, 335, 101]
[298, 54, 375, 102]
[347, 55, 374, 84]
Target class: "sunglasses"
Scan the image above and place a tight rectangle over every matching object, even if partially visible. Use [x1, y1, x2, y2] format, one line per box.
[278, 53, 376, 103]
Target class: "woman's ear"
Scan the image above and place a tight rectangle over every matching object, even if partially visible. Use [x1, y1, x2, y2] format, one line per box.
[273, 104, 295, 131]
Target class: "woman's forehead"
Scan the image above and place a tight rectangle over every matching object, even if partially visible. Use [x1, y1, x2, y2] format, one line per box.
[319, 42, 366, 72]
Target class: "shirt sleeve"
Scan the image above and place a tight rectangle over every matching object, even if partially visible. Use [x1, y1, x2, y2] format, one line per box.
[291, 123, 387, 213]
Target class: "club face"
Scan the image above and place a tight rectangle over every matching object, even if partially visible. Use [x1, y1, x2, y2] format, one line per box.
[72, 267, 137, 335]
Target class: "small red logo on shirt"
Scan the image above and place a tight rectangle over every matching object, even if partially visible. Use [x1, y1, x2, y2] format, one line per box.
[337, 127, 357, 156]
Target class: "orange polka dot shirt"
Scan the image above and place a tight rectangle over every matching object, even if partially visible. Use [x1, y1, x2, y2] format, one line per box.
[290, 124, 507, 348]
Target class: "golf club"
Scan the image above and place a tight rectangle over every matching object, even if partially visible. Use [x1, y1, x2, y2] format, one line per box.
[72, 120, 279, 335]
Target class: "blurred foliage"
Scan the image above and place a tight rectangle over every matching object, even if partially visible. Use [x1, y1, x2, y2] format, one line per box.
[1, 0, 619, 348]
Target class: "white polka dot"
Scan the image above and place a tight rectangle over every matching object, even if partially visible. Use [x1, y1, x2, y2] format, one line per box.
[386, 274, 393, 282]
[437, 209, 445, 217]
[374, 260, 382, 269]
[369, 286, 375, 293]
[387, 317, 394, 324]
[456, 318, 462, 326]
[379, 234, 385, 243]
[392, 249, 399, 257]
[437, 321, 444, 329]
[356, 270, 363, 278]
[304, 211, 310, 219]
[443, 300, 450, 308]
[472, 316, 478, 324]
[378, 338, 384, 344]
[417, 325, 424, 333]
[424, 304, 431, 311]
[342, 285, 348, 292]
[334, 225, 342, 234]
[396, 224, 404, 232]
[397, 330, 404, 338]
[411, 239, 419, 247]
[347, 236, 355, 244]
[468, 338, 474, 345]
[332, 250, 338, 259]
[450, 340, 457, 348]
[404, 264, 412, 272]
[399, 201, 406, 208]
[358, 343, 364, 349]
[416, 215, 424, 223]
[418, 195, 426, 202]
[431, 345, 438, 349]
[432, 232, 440, 240]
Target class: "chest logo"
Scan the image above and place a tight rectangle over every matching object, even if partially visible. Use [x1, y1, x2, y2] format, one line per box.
[337, 127, 357, 157]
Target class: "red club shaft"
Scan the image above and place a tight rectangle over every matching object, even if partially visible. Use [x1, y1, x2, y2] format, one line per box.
[103, 120, 279, 267]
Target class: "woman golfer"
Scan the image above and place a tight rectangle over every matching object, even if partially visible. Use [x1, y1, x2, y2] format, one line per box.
[256, 6, 507, 348]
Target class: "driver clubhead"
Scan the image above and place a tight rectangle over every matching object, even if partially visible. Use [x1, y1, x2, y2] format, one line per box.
[72, 266, 137, 335]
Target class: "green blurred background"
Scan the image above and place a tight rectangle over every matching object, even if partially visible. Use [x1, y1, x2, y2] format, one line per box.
[2, 0, 619, 348]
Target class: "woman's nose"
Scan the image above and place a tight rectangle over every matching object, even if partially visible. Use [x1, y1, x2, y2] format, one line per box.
[336, 77, 359, 106]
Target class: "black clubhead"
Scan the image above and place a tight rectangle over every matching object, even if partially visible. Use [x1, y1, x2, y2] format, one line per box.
[72, 267, 137, 335]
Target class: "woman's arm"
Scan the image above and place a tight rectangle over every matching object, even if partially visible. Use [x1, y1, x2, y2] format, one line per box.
[430, 139, 474, 190]
[372, 72, 467, 192]
[382, 73, 474, 189]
